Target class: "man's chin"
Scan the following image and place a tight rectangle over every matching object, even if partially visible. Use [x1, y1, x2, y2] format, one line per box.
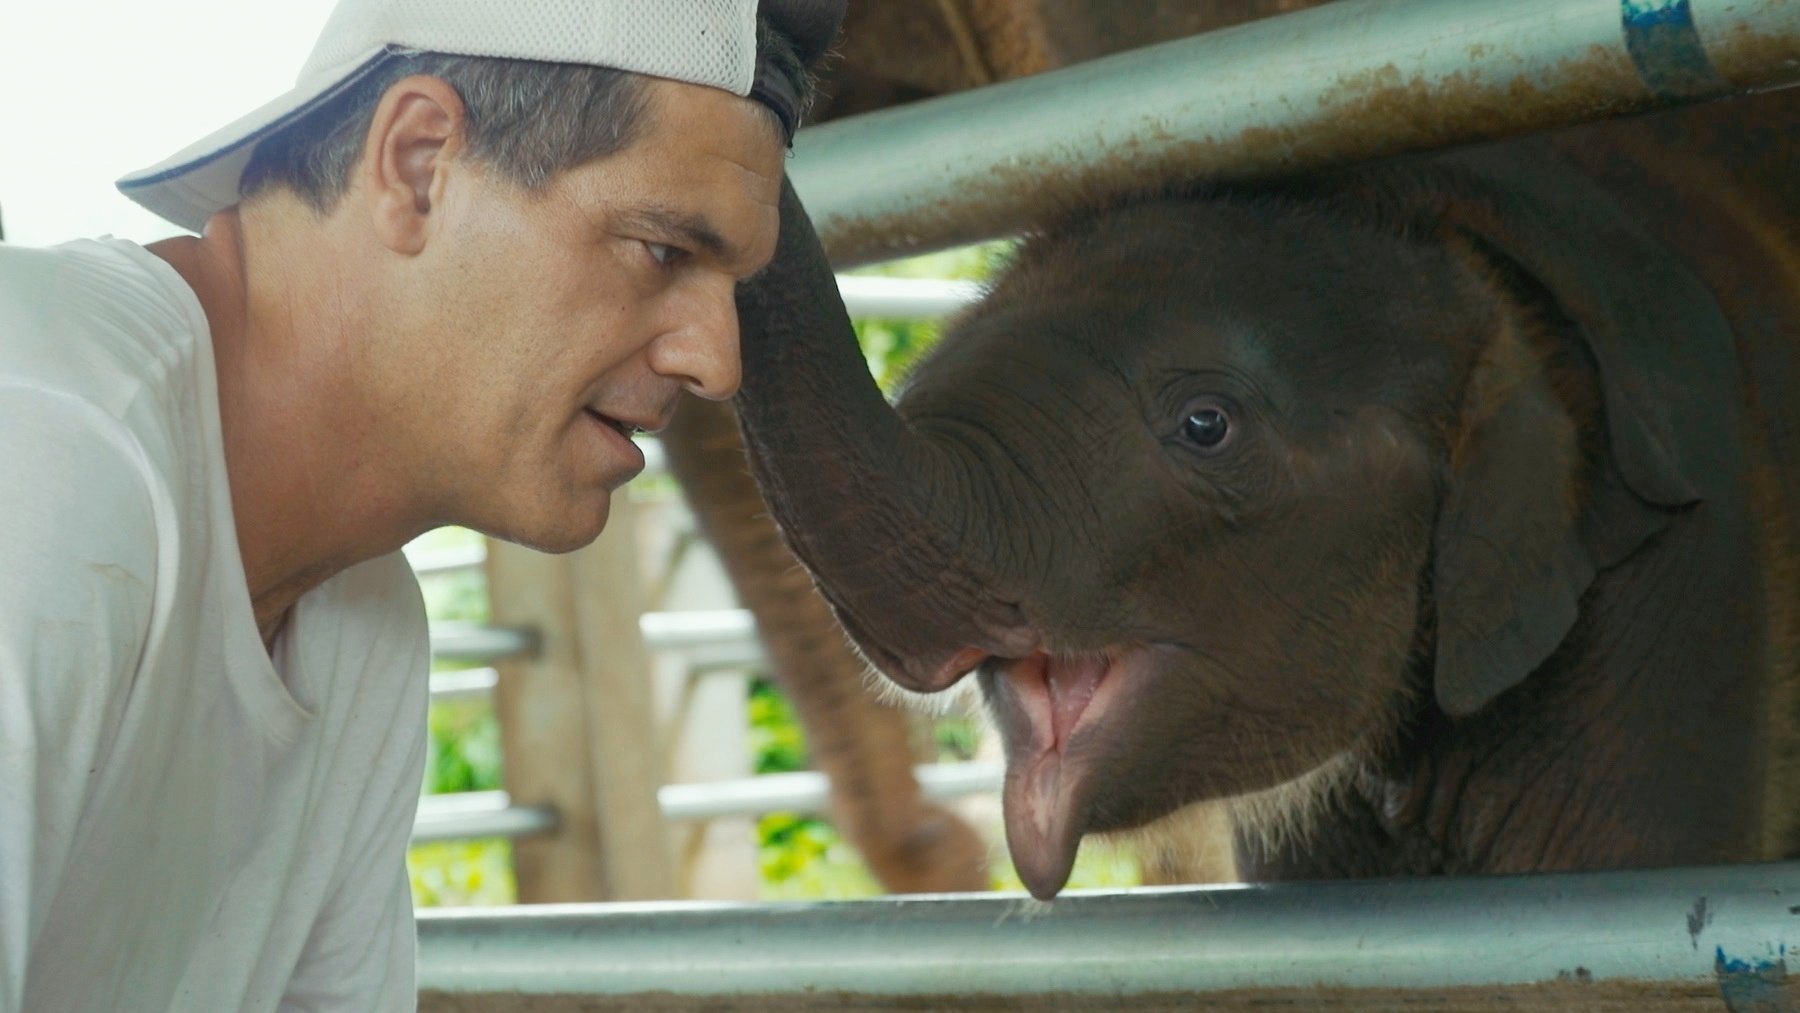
[492, 496, 614, 555]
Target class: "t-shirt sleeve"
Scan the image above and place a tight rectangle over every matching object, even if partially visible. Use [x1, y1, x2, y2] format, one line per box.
[282, 555, 430, 1012]
[0, 388, 159, 1010]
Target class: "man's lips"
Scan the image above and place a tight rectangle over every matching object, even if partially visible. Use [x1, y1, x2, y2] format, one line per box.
[583, 407, 648, 472]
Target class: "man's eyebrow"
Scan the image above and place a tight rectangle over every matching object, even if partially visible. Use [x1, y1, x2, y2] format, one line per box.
[614, 205, 736, 262]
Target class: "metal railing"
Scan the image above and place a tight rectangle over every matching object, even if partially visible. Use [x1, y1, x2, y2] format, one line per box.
[424, 608, 764, 689]
[412, 600, 1003, 842]
[834, 275, 982, 318]
[426, 621, 538, 666]
[418, 862, 1800, 1006]
[657, 761, 1002, 823]
[788, 0, 1800, 266]
[426, 666, 498, 704]
[410, 791, 559, 845]
[404, 543, 486, 578]
[413, 761, 1004, 842]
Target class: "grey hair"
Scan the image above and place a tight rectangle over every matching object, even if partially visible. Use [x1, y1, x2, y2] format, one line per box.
[241, 16, 810, 217]
[240, 53, 652, 215]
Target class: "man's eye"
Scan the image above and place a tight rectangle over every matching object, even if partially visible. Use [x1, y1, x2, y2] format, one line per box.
[644, 241, 679, 267]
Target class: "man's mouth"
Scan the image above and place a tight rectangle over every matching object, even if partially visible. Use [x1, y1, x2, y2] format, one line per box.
[583, 407, 649, 475]
[584, 407, 642, 439]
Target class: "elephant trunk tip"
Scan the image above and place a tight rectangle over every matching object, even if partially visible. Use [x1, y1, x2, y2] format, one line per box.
[907, 646, 991, 693]
[836, 586, 1043, 694]
[884, 621, 1045, 694]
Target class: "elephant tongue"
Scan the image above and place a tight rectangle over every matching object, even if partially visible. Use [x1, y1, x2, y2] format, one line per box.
[1000, 652, 1111, 899]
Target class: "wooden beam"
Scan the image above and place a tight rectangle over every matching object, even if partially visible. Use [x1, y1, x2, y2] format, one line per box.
[487, 492, 674, 902]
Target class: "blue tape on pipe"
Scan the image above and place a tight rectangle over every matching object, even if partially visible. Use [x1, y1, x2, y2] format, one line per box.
[1622, 0, 1730, 99]
[1713, 945, 1798, 1013]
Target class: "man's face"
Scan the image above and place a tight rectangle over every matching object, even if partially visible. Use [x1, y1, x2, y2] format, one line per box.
[388, 78, 784, 552]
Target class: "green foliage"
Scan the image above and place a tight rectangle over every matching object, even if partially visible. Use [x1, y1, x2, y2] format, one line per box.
[409, 694, 513, 906]
[856, 317, 940, 393]
[747, 678, 809, 775]
[424, 697, 502, 795]
[746, 677, 882, 899]
[933, 715, 982, 763]
[409, 839, 516, 908]
[756, 813, 885, 900]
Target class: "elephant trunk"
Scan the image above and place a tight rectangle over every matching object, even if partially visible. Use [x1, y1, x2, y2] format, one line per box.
[731, 180, 1032, 692]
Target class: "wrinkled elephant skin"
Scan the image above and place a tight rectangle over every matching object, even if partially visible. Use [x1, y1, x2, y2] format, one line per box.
[732, 89, 1800, 900]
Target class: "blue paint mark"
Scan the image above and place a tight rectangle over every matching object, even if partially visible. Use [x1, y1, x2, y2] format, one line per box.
[1714, 946, 1797, 1013]
[1621, 0, 1729, 101]
[1716, 946, 1778, 975]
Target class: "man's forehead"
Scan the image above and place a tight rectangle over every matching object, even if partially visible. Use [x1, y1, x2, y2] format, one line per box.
[638, 77, 786, 184]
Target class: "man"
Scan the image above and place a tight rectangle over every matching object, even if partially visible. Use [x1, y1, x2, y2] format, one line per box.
[0, 0, 841, 1008]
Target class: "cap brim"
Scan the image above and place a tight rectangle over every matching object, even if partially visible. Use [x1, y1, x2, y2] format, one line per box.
[117, 45, 393, 234]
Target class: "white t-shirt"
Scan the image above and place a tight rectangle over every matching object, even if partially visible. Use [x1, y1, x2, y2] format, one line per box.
[0, 238, 430, 1011]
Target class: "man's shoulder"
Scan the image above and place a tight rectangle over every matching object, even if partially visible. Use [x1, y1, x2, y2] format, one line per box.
[0, 239, 220, 512]
[302, 550, 431, 681]
[0, 238, 208, 419]
[326, 551, 428, 625]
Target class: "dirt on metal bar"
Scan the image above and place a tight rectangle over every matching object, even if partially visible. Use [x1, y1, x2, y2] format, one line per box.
[420, 978, 1755, 1011]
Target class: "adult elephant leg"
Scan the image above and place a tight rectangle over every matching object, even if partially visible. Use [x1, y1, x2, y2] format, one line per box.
[661, 397, 991, 893]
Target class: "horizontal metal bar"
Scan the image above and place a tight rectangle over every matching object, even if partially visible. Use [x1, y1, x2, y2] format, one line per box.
[639, 608, 757, 651]
[428, 622, 540, 665]
[413, 762, 996, 842]
[658, 761, 1002, 822]
[681, 652, 768, 678]
[417, 862, 1800, 1005]
[428, 666, 498, 703]
[411, 791, 558, 844]
[835, 275, 982, 318]
[789, 0, 1800, 266]
[640, 608, 767, 672]
[403, 542, 488, 578]
[424, 612, 765, 672]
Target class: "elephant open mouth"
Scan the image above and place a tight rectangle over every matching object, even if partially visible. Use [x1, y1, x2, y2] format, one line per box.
[984, 646, 1146, 899]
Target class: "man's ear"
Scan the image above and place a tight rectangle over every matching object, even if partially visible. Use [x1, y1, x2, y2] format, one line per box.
[359, 75, 467, 255]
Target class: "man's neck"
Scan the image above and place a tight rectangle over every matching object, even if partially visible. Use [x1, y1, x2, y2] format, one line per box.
[147, 205, 424, 648]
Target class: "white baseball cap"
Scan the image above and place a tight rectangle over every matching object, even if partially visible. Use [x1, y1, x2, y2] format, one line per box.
[117, 0, 834, 234]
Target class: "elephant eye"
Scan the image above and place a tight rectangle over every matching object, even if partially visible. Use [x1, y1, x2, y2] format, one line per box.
[1182, 405, 1232, 450]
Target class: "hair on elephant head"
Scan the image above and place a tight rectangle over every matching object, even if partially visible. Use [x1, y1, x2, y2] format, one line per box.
[732, 131, 1783, 898]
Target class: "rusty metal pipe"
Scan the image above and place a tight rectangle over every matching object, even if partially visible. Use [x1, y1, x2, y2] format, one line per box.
[418, 862, 1800, 1004]
[789, 0, 1800, 266]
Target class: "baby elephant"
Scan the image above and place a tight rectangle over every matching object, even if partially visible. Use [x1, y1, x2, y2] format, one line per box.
[731, 90, 1800, 899]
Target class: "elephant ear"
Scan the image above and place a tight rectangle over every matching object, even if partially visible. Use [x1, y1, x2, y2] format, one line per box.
[1431, 311, 1597, 717]
[1420, 144, 1722, 717]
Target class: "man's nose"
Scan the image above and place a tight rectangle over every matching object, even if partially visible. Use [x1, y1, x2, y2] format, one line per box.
[648, 279, 742, 401]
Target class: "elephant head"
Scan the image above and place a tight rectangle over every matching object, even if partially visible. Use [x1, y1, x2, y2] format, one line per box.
[732, 165, 1695, 899]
